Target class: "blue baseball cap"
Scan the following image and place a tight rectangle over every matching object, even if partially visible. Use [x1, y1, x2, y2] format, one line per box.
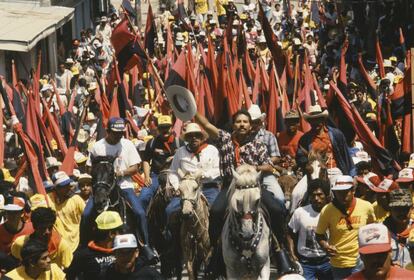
[108, 117, 126, 132]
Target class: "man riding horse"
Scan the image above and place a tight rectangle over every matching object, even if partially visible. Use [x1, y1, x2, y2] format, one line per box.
[195, 109, 292, 276]
[81, 117, 157, 262]
[166, 122, 221, 229]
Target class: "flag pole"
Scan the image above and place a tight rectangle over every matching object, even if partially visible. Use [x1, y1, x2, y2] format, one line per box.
[411, 48, 414, 152]
[292, 55, 299, 107]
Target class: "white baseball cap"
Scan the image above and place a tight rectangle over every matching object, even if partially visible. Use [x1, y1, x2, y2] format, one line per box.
[358, 223, 391, 254]
[331, 175, 354, 191]
[396, 168, 414, 183]
[113, 234, 138, 250]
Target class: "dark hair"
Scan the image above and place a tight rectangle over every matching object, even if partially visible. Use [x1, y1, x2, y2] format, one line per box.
[232, 109, 252, 125]
[308, 179, 330, 197]
[94, 227, 122, 242]
[21, 238, 48, 266]
[31, 207, 56, 229]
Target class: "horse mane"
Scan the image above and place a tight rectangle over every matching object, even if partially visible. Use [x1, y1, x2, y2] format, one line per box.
[308, 150, 327, 163]
[227, 164, 260, 208]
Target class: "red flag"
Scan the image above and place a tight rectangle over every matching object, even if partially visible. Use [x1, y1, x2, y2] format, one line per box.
[339, 38, 348, 85]
[109, 87, 121, 118]
[357, 53, 377, 91]
[330, 81, 399, 175]
[60, 146, 76, 176]
[267, 66, 278, 134]
[41, 99, 68, 155]
[257, 1, 285, 76]
[13, 123, 46, 195]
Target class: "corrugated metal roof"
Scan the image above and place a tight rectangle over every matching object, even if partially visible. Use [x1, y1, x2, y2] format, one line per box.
[0, 3, 74, 52]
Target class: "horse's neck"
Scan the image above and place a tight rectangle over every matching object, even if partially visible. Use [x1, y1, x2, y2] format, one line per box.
[109, 187, 120, 204]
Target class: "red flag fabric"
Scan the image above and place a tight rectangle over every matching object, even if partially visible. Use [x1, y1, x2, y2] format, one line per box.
[144, 3, 157, 57]
[257, 1, 285, 76]
[109, 87, 121, 118]
[60, 146, 76, 176]
[357, 53, 377, 91]
[13, 123, 46, 195]
[339, 38, 348, 85]
[267, 66, 278, 134]
[330, 81, 399, 175]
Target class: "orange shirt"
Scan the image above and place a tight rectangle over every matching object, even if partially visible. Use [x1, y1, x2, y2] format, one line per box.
[311, 127, 337, 168]
[0, 221, 34, 254]
[278, 131, 304, 157]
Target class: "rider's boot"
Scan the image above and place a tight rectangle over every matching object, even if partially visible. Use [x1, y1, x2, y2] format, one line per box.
[141, 244, 159, 265]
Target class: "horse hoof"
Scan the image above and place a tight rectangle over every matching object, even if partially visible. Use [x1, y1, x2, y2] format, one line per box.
[142, 245, 160, 265]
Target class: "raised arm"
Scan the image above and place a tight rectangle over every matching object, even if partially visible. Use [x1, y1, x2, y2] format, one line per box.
[194, 112, 219, 139]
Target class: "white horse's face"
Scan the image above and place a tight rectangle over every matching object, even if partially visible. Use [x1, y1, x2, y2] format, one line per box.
[179, 177, 200, 217]
[309, 159, 322, 180]
[230, 164, 262, 240]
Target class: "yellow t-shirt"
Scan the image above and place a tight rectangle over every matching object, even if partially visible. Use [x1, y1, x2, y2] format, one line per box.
[47, 192, 85, 253]
[215, 0, 227, 16]
[195, 0, 208, 15]
[372, 201, 389, 223]
[316, 198, 376, 268]
[5, 263, 65, 280]
[11, 234, 73, 269]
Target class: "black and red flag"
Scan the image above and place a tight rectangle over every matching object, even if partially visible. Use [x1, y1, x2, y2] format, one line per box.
[144, 3, 157, 57]
[111, 18, 147, 75]
[257, 1, 285, 76]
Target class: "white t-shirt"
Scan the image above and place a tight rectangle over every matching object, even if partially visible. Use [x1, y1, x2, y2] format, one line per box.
[288, 204, 327, 259]
[87, 138, 141, 189]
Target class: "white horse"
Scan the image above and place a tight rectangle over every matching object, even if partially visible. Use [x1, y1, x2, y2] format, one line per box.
[222, 165, 271, 280]
[290, 151, 341, 214]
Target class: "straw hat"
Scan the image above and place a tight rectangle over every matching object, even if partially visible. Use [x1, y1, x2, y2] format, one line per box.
[303, 105, 329, 120]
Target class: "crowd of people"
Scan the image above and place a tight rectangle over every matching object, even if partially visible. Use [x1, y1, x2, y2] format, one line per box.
[0, 0, 413, 279]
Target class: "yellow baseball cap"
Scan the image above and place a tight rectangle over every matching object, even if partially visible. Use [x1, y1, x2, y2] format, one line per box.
[95, 211, 123, 230]
[158, 115, 172, 127]
[71, 66, 79, 75]
[30, 194, 48, 210]
[0, 168, 15, 183]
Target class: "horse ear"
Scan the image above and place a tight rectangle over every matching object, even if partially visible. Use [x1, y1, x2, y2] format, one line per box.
[177, 168, 185, 178]
[232, 168, 240, 182]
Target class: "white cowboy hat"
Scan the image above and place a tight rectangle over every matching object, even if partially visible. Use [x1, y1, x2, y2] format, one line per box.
[166, 85, 197, 122]
[183, 123, 207, 139]
[248, 104, 266, 121]
[303, 105, 329, 120]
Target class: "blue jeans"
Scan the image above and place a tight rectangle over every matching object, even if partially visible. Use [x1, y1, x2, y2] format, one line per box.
[81, 186, 150, 245]
[301, 260, 332, 280]
[262, 174, 285, 203]
[137, 172, 159, 211]
[165, 186, 219, 222]
[331, 258, 363, 280]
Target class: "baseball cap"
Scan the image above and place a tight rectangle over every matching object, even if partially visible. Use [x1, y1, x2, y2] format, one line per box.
[389, 189, 413, 208]
[52, 171, 73, 187]
[113, 234, 138, 250]
[356, 172, 382, 192]
[95, 211, 123, 230]
[0, 168, 15, 183]
[4, 196, 26, 211]
[331, 175, 354, 191]
[108, 117, 126, 132]
[358, 223, 391, 254]
[30, 194, 48, 210]
[375, 179, 399, 193]
[158, 115, 172, 127]
[396, 168, 414, 183]
[408, 229, 414, 249]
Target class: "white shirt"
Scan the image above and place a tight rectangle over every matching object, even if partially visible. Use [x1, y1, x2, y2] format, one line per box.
[288, 205, 327, 259]
[168, 144, 220, 190]
[87, 138, 141, 189]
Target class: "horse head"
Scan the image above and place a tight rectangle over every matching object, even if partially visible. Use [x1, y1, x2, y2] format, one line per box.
[305, 151, 328, 181]
[178, 169, 202, 218]
[229, 164, 261, 241]
[91, 155, 117, 213]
